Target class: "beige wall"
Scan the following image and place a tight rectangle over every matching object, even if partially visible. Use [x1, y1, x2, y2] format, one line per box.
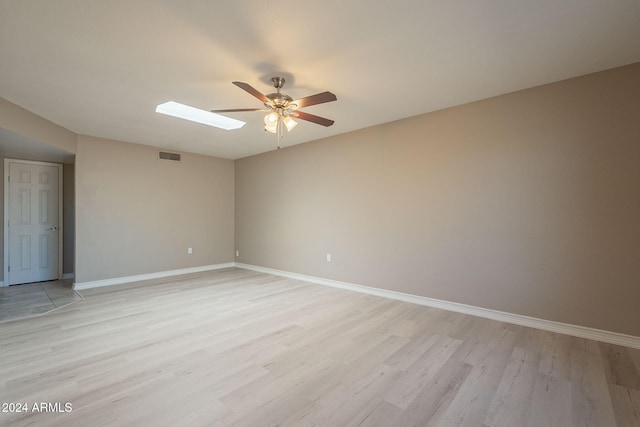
[0, 97, 77, 153]
[75, 135, 235, 283]
[63, 164, 75, 275]
[235, 63, 640, 337]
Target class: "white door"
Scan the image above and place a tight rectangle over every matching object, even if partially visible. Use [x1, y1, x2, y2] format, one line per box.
[6, 161, 61, 285]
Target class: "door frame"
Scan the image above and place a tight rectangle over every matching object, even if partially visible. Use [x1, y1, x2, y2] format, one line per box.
[3, 158, 64, 287]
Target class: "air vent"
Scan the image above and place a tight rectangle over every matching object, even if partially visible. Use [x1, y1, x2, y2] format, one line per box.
[159, 151, 181, 161]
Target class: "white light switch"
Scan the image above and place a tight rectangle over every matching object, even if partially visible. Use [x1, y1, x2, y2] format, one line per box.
[326, 253, 331, 262]
[188, 247, 193, 254]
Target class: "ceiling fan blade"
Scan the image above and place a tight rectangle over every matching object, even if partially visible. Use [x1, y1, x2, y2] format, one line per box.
[291, 111, 335, 127]
[232, 81, 268, 103]
[293, 91, 337, 108]
[211, 108, 264, 113]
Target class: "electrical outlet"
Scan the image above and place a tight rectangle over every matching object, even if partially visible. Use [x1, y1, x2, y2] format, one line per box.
[326, 253, 331, 262]
[236, 250, 239, 257]
[188, 247, 193, 254]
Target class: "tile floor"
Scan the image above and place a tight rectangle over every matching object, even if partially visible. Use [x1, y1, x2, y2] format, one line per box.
[0, 280, 82, 322]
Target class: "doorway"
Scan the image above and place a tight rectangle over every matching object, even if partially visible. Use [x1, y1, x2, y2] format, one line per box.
[3, 159, 63, 286]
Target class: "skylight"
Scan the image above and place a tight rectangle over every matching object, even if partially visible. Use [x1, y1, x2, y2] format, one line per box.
[155, 101, 245, 130]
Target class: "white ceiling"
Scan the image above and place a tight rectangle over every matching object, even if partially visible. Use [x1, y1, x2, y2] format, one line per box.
[1, 0, 639, 160]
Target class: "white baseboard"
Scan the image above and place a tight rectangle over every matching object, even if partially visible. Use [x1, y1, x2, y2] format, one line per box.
[235, 263, 640, 350]
[74, 263, 235, 290]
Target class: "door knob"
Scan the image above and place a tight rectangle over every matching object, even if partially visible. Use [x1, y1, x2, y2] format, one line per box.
[49, 226, 58, 231]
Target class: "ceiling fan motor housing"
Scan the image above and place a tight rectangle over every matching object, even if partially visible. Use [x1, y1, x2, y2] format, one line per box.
[265, 93, 294, 110]
[265, 77, 295, 110]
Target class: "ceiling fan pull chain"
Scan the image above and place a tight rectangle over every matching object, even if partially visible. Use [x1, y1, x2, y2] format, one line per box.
[277, 118, 282, 149]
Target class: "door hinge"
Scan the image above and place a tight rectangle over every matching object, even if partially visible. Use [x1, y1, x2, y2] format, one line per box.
[7, 175, 10, 182]
[7, 266, 10, 272]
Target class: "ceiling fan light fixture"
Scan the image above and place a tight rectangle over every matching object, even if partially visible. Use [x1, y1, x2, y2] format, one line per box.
[264, 111, 278, 125]
[283, 116, 297, 131]
[155, 101, 245, 130]
[264, 112, 279, 133]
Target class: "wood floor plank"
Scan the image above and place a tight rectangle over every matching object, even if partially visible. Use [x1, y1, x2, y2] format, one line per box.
[570, 347, 617, 427]
[297, 363, 400, 426]
[631, 349, 640, 375]
[538, 331, 572, 380]
[393, 359, 473, 426]
[432, 328, 517, 427]
[609, 384, 640, 427]
[484, 347, 539, 427]
[383, 335, 462, 409]
[1, 267, 639, 426]
[526, 372, 573, 427]
[600, 343, 640, 390]
[347, 399, 403, 427]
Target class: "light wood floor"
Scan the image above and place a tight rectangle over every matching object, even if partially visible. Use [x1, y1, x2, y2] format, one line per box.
[1, 268, 639, 426]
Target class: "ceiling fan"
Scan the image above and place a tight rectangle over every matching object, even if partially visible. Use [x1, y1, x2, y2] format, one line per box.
[212, 77, 337, 149]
